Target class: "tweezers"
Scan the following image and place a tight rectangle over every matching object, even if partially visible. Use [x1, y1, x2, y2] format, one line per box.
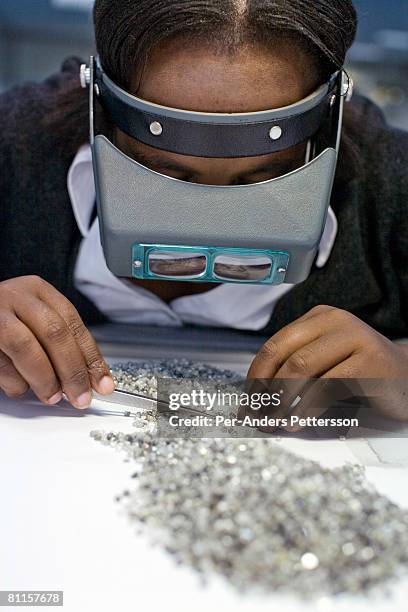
[84, 389, 208, 418]
[68, 389, 305, 419]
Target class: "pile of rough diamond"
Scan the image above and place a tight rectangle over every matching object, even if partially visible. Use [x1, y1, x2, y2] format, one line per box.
[90, 359, 408, 599]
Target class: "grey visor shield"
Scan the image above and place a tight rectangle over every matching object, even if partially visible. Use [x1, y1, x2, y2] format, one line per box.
[85, 57, 348, 285]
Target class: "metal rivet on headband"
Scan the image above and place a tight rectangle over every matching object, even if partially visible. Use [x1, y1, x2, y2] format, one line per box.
[79, 64, 90, 89]
[150, 121, 163, 136]
[269, 126, 282, 141]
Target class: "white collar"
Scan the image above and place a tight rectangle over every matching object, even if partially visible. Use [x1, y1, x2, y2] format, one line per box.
[68, 143, 338, 269]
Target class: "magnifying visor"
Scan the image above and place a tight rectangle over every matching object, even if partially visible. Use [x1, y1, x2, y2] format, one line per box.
[81, 56, 352, 285]
[133, 245, 289, 284]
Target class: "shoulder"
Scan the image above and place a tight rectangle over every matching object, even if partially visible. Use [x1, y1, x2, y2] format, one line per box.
[0, 56, 82, 125]
[0, 56, 84, 165]
[347, 93, 408, 178]
[343, 93, 408, 222]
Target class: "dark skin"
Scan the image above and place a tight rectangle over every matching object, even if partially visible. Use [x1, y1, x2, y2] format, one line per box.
[116, 40, 408, 424]
[115, 40, 310, 303]
[0, 39, 407, 417]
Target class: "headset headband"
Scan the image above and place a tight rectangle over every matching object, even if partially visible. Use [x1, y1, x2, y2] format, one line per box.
[84, 56, 346, 158]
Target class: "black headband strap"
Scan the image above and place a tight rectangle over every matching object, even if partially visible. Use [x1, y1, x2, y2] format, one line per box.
[92, 57, 341, 158]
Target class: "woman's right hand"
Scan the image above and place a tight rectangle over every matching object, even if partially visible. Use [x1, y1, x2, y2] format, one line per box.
[0, 276, 115, 408]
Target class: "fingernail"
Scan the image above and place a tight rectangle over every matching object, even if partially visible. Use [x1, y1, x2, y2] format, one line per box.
[47, 391, 63, 405]
[75, 391, 93, 409]
[285, 422, 301, 433]
[96, 375, 115, 395]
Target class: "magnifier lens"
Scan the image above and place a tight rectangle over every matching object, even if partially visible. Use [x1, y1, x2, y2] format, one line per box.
[213, 255, 272, 281]
[148, 250, 207, 278]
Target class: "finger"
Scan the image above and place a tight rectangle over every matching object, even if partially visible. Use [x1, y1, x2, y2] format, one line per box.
[285, 361, 364, 432]
[242, 379, 301, 421]
[267, 331, 355, 411]
[12, 297, 93, 408]
[245, 307, 347, 423]
[284, 382, 352, 432]
[317, 358, 408, 422]
[238, 378, 275, 421]
[274, 331, 355, 379]
[247, 306, 339, 380]
[0, 314, 64, 405]
[0, 349, 30, 399]
[37, 284, 114, 395]
[263, 343, 359, 434]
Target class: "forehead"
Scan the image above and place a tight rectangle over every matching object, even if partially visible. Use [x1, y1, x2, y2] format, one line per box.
[132, 38, 318, 113]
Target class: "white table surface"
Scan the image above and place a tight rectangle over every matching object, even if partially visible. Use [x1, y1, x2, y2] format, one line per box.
[1, 351, 408, 612]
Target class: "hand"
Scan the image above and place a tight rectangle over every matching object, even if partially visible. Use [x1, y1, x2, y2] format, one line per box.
[246, 305, 408, 429]
[0, 276, 115, 409]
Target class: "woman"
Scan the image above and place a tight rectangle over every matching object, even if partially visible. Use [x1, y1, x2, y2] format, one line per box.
[0, 0, 407, 419]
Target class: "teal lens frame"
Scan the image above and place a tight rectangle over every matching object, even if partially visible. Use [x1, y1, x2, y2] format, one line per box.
[132, 244, 290, 285]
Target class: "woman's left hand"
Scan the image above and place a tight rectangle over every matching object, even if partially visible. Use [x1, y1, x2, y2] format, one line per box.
[247, 305, 408, 428]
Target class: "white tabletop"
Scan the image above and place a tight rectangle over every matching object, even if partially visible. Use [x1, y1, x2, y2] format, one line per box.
[1, 351, 408, 612]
